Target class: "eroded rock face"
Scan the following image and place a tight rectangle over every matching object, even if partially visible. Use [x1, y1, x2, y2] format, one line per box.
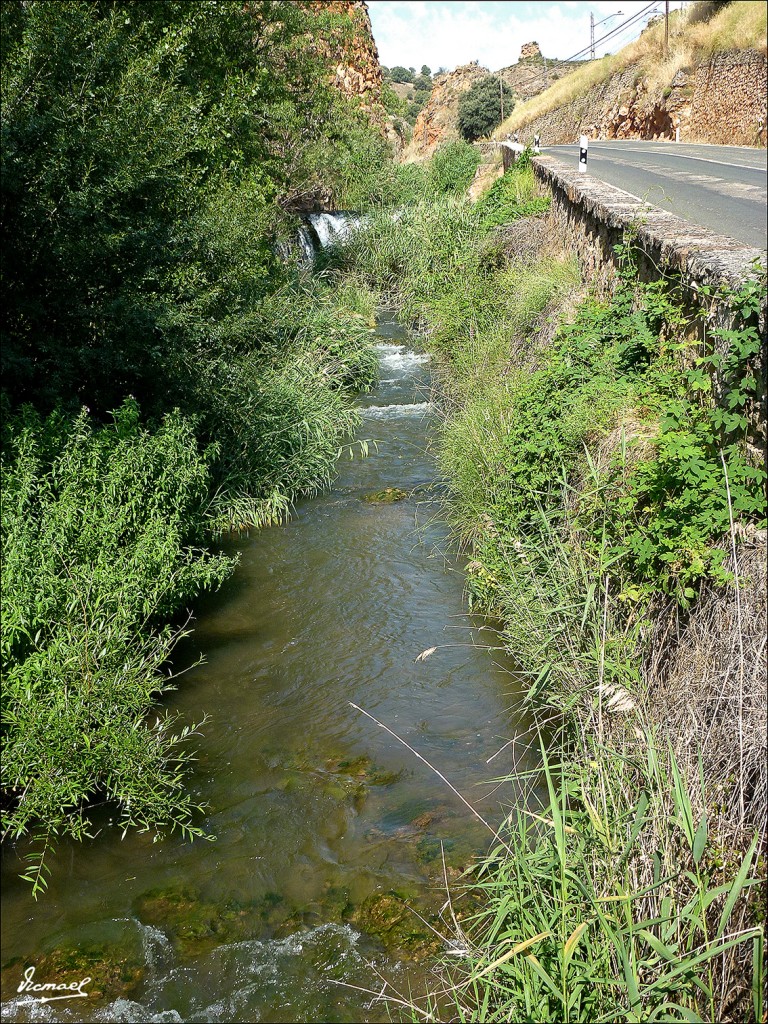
[411, 62, 491, 156]
[303, 0, 389, 130]
[519, 41, 542, 61]
[509, 49, 767, 147]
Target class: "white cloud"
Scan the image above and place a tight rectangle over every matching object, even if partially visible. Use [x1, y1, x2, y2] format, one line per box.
[367, 1, 670, 72]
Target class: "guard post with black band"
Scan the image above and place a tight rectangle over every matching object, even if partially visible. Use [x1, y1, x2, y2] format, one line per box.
[578, 134, 588, 173]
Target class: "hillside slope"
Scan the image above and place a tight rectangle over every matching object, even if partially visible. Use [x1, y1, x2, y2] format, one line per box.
[408, 43, 581, 158]
[494, 1, 767, 146]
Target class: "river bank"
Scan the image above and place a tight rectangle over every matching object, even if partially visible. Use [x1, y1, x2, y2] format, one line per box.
[321, 158, 766, 1022]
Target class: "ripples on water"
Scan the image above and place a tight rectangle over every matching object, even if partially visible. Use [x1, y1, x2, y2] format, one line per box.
[1, 318, 535, 1023]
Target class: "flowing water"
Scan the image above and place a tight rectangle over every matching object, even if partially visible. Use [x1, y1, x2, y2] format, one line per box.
[1, 316, 536, 1023]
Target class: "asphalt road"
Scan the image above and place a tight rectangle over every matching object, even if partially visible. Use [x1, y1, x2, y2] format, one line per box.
[546, 141, 767, 249]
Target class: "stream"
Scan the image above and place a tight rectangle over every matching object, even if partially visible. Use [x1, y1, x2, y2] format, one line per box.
[1, 315, 536, 1023]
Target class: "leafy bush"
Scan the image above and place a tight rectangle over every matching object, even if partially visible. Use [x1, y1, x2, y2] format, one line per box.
[196, 281, 379, 531]
[474, 163, 551, 228]
[381, 80, 409, 119]
[441, 267, 766, 606]
[427, 141, 482, 196]
[0, 0, 379, 418]
[458, 75, 515, 142]
[1, 400, 233, 891]
[389, 65, 414, 83]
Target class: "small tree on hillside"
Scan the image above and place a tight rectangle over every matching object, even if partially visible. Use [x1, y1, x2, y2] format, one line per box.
[458, 76, 515, 142]
[390, 65, 414, 83]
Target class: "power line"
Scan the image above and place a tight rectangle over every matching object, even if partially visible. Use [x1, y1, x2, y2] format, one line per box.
[497, 2, 660, 102]
[538, 2, 658, 74]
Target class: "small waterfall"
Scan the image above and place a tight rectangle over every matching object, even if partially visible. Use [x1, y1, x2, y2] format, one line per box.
[277, 212, 362, 269]
[307, 211, 362, 249]
[297, 225, 316, 264]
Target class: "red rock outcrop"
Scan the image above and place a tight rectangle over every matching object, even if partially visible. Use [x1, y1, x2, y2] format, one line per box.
[304, 0, 383, 115]
[411, 62, 490, 156]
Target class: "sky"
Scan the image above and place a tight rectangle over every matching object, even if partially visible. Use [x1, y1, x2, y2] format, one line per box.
[367, 1, 685, 72]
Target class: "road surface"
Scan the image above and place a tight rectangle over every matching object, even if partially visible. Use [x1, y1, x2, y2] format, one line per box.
[546, 141, 767, 249]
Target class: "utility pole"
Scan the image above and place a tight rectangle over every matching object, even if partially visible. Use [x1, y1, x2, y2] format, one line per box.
[500, 75, 504, 124]
[664, 1, 669, 58]
[590, 11, 623, 62]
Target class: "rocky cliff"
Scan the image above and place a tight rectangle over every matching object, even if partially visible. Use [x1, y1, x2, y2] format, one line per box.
[304, 1, 386, 123]
[410, 62, 490, 156]
[498, 42, 585, 104]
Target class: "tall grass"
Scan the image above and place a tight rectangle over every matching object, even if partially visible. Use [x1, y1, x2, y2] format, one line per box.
[439, 745, 764, 1024]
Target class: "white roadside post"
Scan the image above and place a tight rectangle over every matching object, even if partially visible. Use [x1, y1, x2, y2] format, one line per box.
[578, 134, 588, 172]
[534, 133, 541, 153]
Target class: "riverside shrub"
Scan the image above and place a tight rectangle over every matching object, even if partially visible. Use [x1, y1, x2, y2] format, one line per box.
[1, 400, 233, 891]
[442, 270, 767, 607]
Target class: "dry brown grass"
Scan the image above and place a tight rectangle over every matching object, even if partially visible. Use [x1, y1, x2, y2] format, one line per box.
[644, 535, 767, 839]
[495, 1, 767, 134]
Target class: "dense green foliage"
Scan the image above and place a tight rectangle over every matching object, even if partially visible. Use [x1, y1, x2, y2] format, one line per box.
[380, 63, 434, 126]
[0, 0, 380, 417]
[458, 75, 515, 141]
[0, 0, 389, 882]
[1, 400, 231, 890]
[474, 162, 551, 227]
[324, 160, 559, 331]
[441, 257, 766, 608]
[387, 64, 415, 83]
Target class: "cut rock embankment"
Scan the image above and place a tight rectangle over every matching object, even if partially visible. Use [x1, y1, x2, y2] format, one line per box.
[506, 49, 767, 147]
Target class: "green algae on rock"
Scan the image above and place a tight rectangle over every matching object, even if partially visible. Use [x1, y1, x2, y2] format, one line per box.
[362, 488, 409, 503]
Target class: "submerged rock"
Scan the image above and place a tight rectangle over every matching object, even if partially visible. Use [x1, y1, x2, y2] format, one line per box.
[347, 890, 442, 959]
[1, 943, 144, 1004]
[135, 885, 290, 956]
[363, 487, 408, 503]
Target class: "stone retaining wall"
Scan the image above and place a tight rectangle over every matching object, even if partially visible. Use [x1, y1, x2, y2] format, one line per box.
[532, 154, 767, 453]
[689, 50, 767, 147]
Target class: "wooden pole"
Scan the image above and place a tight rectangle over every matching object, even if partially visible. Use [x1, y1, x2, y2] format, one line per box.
[664, 1, 669, 58]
